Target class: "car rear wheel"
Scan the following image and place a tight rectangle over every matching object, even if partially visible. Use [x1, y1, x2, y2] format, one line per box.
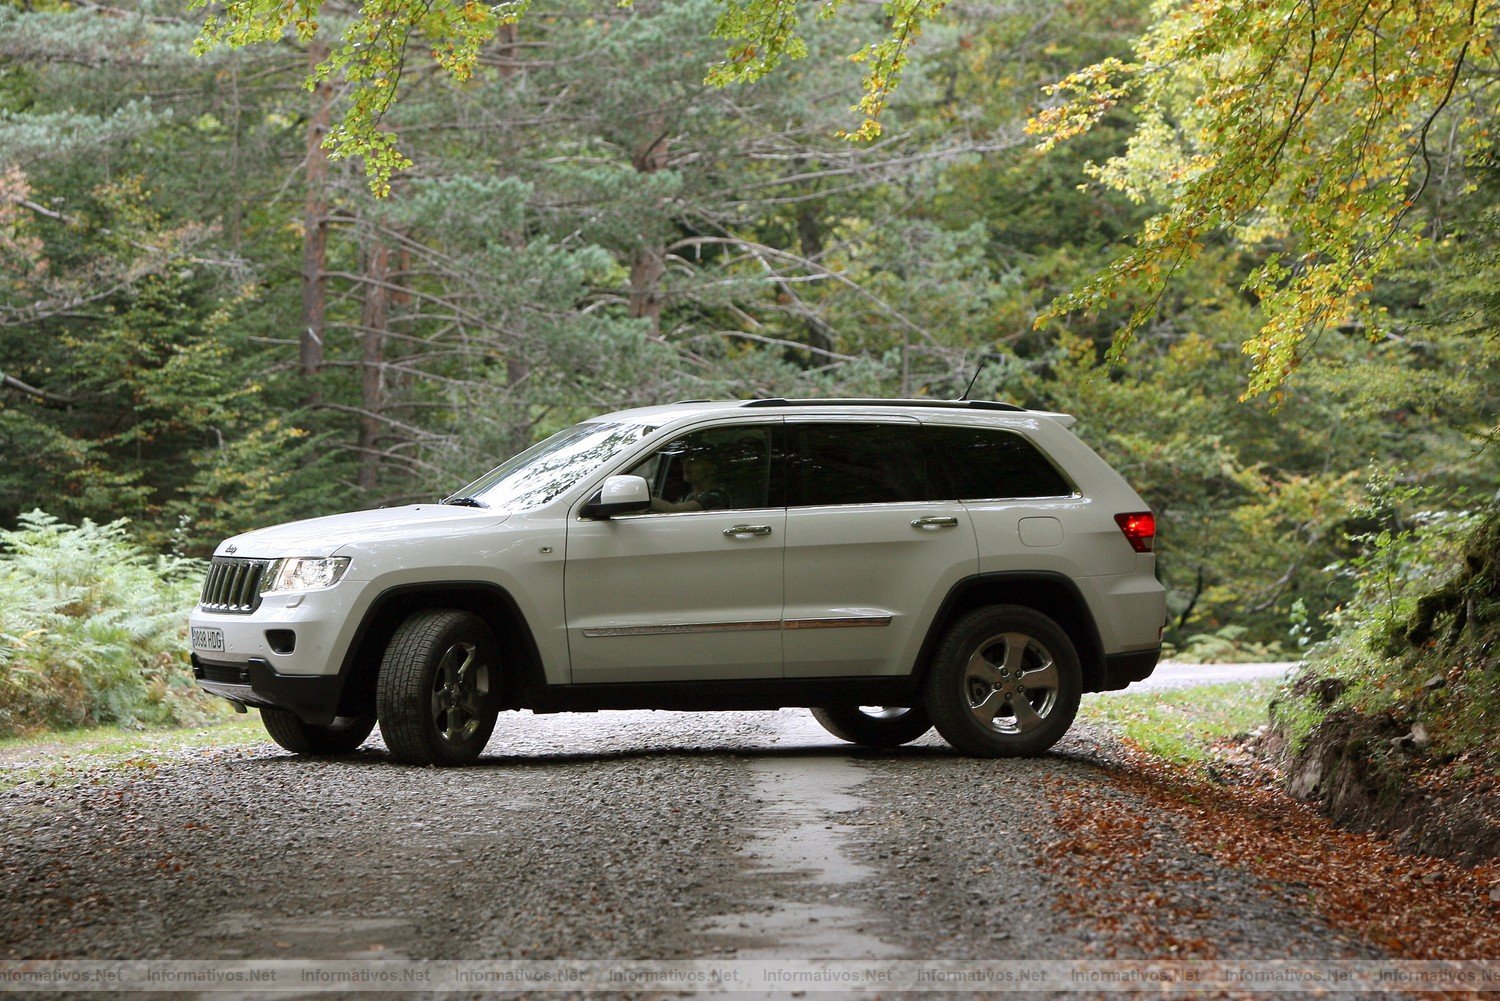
[810, 705, 932, 748]
[260, 707, 375, 756]
[377, 609, 500, 766]
[923, 605, 1081, 757]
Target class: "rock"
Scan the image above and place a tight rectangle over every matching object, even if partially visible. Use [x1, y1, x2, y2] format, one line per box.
[1422, 675, 1447, 692]
[1390, 723, 1433, 753]
[1288, 757, 1324, 799]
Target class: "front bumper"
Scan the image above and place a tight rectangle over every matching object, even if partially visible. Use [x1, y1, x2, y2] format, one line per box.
[188, 585, 359, 674]
[188, 584, 364, 724]
[193, 655, 346, 725]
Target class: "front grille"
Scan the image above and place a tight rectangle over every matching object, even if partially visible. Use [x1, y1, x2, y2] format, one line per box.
[200, 557, 273, 614]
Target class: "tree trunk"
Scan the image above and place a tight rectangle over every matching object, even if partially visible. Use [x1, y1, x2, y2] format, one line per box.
[299, 42, 332, 394]
[356, 240, 390, 495]
[496, 22, 519, 79]
[794, 200, 834, 360]
[628, 247, 666, 330]
[628, 122, 671, 332]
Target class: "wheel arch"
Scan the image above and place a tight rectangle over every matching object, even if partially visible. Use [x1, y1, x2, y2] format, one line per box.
[335, 582, 546, 718]
[914, 573, 1107, 693]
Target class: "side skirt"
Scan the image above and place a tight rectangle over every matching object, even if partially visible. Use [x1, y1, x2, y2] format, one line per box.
[522, 676, 922, 714]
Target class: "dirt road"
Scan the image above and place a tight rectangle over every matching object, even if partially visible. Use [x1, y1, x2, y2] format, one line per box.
[2, 694, 1493, 996]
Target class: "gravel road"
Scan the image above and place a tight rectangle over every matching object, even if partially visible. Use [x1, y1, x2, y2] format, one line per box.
[1, 688, 1408, 998]
[1129, 661, 1299, 692]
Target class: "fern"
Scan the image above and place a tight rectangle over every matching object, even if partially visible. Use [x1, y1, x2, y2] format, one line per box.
[0, 510, 218, 737]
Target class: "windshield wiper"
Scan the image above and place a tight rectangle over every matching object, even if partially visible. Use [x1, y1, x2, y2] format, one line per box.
[441, 496, 487, 508]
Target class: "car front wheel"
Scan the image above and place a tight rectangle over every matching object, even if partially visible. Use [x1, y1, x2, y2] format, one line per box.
[260, 707, 375, 756]
[810, 705, 932, 748]
[377, 609, 500, 766]
[923, 605, 1082, 757]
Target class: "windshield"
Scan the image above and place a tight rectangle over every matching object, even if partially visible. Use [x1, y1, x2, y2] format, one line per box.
[447, 421, 657, 512]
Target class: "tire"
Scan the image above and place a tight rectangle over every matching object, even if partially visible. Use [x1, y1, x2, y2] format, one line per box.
[260, 707, 375, 756]
[923, 605, 1082, 757]
[810, 705, 932, 748]
[377, 609, 500, 766]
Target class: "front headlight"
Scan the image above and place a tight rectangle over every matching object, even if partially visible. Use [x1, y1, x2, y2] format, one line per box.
[260, 557, 351, 594]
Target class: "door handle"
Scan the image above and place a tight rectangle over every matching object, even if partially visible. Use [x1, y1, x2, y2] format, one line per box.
[723, 524, 773, 538]
[911, 516, 959, 530]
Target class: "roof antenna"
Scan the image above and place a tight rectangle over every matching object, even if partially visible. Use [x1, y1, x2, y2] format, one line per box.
[959, 355, 988, 401]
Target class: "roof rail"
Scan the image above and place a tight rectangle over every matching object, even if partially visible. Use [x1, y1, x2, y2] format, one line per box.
[739, 398, 1028, 413]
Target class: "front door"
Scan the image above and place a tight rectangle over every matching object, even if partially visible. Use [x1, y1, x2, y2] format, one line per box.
[564, 422, 785, 683]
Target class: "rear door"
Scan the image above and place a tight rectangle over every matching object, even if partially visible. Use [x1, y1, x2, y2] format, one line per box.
[781, 419, 978, 678]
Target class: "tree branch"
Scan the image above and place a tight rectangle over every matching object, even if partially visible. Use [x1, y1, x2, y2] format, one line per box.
[1, 371, 77, 407]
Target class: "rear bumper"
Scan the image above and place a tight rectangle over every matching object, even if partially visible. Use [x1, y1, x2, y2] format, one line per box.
[193, 655, 344, 725]
[1099, 647, 1161, 691]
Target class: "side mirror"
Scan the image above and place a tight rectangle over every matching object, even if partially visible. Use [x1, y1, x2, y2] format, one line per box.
[581, 474, 652, 519]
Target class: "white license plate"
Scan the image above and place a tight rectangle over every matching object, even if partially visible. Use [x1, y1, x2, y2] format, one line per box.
[191, 627, 225, 653]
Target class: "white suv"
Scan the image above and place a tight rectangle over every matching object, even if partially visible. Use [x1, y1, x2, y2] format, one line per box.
[190, 399, 1165, 765]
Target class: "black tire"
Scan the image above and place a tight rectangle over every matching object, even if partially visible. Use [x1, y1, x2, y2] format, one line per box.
[260, 707, 375, 756]
[377, 609, 500, 766]
[923, 605, 1082, 757]
[810, 705, 932, 748]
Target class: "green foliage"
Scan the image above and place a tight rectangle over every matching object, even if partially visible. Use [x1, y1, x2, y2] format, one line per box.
[1026, 0, 1495, 398]
[193, 0, 533, 194]
[0, 103, 168, 162]
[0, 511, 218, 738]
[706, 0, 953, 141]
[1173, 626, 1290, 666]
[1287, 492, 1500, 765]
[186, 0, 963, 191]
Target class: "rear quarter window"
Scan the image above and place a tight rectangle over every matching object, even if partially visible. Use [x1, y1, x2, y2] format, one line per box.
[925, 425, 1074, 500]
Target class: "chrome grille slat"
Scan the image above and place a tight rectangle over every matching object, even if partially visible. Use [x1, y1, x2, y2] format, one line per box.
[231, 562, 249, 607]
[200, 557, 272, 614]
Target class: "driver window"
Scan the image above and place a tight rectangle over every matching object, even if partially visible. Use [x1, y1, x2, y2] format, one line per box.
[625, 426, 773, 513]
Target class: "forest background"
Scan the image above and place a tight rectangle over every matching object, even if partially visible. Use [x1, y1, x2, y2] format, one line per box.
[0, 0, 1496, 797]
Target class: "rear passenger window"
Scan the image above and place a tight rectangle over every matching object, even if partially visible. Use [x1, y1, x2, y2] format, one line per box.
[926, 426, 1073, 500]
[788, 423, 925, 507]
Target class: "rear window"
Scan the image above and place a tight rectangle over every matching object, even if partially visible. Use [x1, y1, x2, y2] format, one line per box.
[925, 425, 1073, 500]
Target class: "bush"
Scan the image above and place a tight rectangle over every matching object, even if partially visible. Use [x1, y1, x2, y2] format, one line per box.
[0, 511, 220, 737]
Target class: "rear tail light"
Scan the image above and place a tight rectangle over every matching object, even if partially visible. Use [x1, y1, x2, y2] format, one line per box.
[1114, 512, 1156, 553]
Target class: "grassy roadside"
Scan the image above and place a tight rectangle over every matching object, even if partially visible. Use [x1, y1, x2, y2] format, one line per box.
[0, 715, 267, 791]
[1078, 679, 1282, 765]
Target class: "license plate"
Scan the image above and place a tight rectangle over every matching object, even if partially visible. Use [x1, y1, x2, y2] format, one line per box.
[191, 627, 225, 653]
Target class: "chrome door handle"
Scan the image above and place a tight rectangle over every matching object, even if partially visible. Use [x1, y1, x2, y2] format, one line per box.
[911, 516, 959, 530]
[723, 524, 773, 538]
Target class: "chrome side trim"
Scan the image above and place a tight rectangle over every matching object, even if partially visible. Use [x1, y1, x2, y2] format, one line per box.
[784, 615, 893, 630]
[582, 620, 781, 638]
[582, 615, 893, 638]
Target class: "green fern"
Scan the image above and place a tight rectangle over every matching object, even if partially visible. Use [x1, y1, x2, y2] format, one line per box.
[0, 511, 218, 737]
